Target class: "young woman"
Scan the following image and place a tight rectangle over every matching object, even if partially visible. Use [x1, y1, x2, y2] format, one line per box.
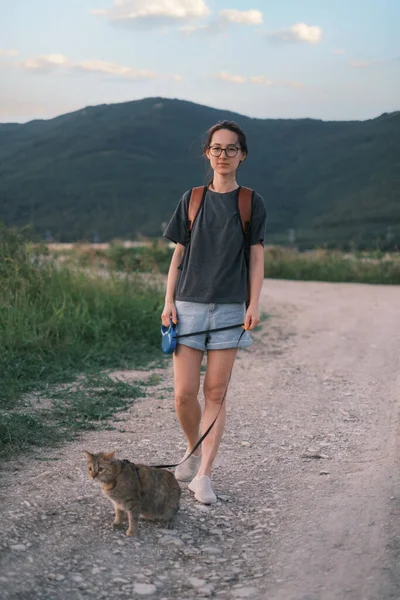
[161, 120, 266, 504]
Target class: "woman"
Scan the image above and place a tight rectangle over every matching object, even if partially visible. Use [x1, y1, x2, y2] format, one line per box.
[161, 120, 266, 504]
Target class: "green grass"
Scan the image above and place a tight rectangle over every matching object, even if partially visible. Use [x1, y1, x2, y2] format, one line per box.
[0, 412, 56, 457]
[1, 230, 165, 407]
[0, 225, 166, 457]
[48, 375, 144, 431]
[49, 242, 400, 285]
[59, 242, 174, 274]
[264, 247, 400, 284]
[0, 374, 153, 457]
[106, 243, 173, 274]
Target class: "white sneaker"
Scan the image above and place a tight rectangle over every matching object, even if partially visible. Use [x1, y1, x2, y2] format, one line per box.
[188, 475, 217, 505]
[174, 449, 201, 482]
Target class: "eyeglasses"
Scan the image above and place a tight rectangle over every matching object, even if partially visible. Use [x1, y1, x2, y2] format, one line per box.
[208, 145, 241, 158]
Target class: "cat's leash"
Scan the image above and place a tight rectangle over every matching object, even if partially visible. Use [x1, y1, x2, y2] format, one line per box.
[152, 324, 247, 469]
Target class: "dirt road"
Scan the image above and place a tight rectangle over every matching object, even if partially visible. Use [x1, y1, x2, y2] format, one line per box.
[1, 279, 399, 600]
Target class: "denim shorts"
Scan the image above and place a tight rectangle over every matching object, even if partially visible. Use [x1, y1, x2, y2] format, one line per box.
[175, 301, 252, 351]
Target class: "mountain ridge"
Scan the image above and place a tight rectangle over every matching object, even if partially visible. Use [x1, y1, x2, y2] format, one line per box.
[0, 97, 399, 248]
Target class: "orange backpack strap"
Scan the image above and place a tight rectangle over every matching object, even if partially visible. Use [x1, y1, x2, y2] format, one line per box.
[188, 186, 207, 231]
[238, 186, 253, 232]
[238, 187, 254, 309]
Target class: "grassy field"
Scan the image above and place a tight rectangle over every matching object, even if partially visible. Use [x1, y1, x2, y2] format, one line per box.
[0, 227, 165, 457]
[263, 246, 400, 285]
[47, 240, 400, 285]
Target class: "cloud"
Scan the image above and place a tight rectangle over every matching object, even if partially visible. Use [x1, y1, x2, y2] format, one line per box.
[91, 0, 210, 25]
[214, 72, 303, 89]
[94, 2, 264, 34]
[0, 48, 19, 57]
[74, 60, 156, 79]
[268, 23, 322, 45]
[19, 54, 70, 72]
[252, 77, 303, 89]
[333, 48, 346, 55]
[214, 71, 247, 84]
[219, 9, 263, 25]
[7, 53, 180, 81]
[249, 75, 272, 86]
[181, 7, 263, 35]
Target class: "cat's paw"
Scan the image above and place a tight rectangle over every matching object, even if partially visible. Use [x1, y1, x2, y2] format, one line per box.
[125, 528, 136, 537]
[112, 520, 124, 529]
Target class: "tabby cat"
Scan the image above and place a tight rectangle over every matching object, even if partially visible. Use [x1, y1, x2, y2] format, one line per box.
[84, 451, 181, 536]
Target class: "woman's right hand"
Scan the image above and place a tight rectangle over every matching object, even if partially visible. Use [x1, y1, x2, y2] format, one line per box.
[161, 301, 177, 327]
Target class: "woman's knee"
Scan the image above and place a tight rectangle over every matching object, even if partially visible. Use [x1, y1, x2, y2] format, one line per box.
[203, 382, 228, 405]
[175, 390, 198, 410]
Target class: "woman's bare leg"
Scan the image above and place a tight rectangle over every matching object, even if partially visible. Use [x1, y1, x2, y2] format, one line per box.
[197, 348, 237, 477]
[173, 344, 204, 453]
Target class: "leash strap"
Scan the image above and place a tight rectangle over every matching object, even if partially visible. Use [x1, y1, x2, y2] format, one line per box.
[152, 327, 247, 469]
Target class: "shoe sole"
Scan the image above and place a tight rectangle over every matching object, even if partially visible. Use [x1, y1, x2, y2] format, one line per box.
[195, 494, 217, 505]
[188, 480, 217, 505]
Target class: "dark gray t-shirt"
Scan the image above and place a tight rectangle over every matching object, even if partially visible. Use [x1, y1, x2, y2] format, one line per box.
[163, 187, 266, 304]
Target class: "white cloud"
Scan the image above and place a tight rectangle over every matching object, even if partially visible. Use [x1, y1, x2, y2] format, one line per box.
[74, 60, 156, 79]
[219, 9, 263, 25]
[19, 54, 70, 72]
[92, 2, 264, 32]
[249, 75, 272, 86]
[0, 48, 19, 57]
[7, 52, 181, 81]
[214, 71, 247, 84]
[214, 72, 303, 89]
[333, 48, 346, 55]
[180, 8, 263, 35]
[268, 22, 322, 44]
[91, 0, 210, 24]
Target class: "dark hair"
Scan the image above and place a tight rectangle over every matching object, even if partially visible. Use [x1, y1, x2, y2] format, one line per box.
[203, 120, 248, 186]
[203, 120, 248, 156]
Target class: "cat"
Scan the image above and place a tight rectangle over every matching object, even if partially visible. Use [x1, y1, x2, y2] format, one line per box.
[83, 451, 181, 536]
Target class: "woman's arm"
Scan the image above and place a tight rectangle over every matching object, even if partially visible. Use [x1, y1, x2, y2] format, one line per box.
[161, 243, 185, 326]
[244, 243, 265, 330]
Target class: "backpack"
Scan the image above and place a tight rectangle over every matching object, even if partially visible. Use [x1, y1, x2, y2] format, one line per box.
[188, 186, 254, 307]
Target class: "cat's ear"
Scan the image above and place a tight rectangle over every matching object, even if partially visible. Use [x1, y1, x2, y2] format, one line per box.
[83, 450, 93, 460]
[102, 451, 116, 461]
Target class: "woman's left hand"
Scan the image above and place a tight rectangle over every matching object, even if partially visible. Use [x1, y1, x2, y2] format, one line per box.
[243, 304, 260, 330]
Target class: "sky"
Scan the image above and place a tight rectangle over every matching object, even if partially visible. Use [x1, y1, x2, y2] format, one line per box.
[0, 0, 399, 123]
